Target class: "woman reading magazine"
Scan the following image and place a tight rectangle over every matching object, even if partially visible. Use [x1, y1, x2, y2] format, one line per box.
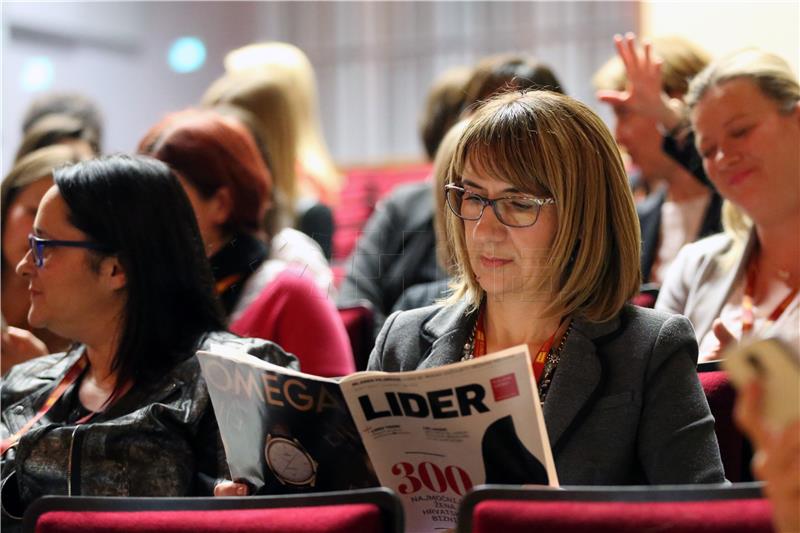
[216, 91, 725, 495]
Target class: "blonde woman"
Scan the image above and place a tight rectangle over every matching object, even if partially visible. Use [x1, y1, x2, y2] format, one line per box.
[369, 91, 724, 485]
[656, 50, 800, 362]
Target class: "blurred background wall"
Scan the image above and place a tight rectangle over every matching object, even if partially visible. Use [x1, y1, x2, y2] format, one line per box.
[2, 1, 797, 175]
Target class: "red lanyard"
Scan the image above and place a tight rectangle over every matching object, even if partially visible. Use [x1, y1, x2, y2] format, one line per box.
[1, 355, 97, 455]
[741, 258, 798, 337]
[473, 307, 560, 384]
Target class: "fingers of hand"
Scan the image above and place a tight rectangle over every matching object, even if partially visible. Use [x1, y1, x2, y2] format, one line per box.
[214, 481, 249, 497]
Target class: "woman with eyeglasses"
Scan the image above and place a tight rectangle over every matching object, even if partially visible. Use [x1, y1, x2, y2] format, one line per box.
[1, 155, 296, 525]
[367, 90, 725, 485]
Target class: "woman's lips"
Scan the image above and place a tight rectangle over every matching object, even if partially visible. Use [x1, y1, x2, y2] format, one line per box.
[728, 168, 754, 187]
[480, 256, 512, 268]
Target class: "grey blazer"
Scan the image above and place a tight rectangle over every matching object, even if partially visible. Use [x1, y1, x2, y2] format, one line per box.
[368, 301, 725, 486]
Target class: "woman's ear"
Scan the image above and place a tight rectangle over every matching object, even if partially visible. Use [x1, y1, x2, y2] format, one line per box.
[100, 256, 127, 291]
[209, 186, 233, 227]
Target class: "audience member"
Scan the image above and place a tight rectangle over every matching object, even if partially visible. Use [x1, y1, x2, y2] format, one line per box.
[1, 145, 89, 371]
[139, 109, 353, 377]
[0, 155, 296, 525]
[420, 66, 473, 162]
[336, 65, 473, 336]
[368, 91, 725, 485]
[594, 34, 722, 288]
[656, 49, 800, 361]
[462, 53, 564, 113]
[735, 380, 800, 533]
[202, 42, 339, 258]
[16, 92, 103, 161]
[338, 54, 565, 338]
[391, 119, 470, 312]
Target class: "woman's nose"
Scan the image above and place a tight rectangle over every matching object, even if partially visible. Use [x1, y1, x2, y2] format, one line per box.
[16, 249, 35, 278]
[472, 204, 506, 241]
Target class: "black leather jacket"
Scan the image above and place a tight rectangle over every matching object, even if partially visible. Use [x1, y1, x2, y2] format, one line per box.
[0, 331, 297, 523]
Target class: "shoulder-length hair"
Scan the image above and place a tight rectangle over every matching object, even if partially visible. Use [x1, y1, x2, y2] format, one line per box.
[53, 155, 225, 396]
[138, 109, 272, 236]
[445, 91, 641, 322]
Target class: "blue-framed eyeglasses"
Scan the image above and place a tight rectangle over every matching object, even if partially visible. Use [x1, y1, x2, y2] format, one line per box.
[28, 234, 109, 268]
[444, 184, 555, 228]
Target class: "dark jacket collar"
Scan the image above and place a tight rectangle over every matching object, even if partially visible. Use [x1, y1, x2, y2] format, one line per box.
[417, 299, 623, 451]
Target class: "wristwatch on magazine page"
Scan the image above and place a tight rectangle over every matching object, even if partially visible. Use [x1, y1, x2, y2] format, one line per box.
[264, 434, 318, 487]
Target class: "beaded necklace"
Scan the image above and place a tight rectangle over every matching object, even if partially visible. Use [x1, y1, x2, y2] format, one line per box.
[461, 312, 573, 402]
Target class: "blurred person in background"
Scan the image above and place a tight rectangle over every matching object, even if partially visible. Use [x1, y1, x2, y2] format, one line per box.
[139, 109, 353, 377]
[1, 145, 89, 371]
[736, 379, 800, 533]
[594, 34, 722, 292]
[656, 49, 800, 362]
[16, 92, 103, 162]
[203, 42, 340, 259]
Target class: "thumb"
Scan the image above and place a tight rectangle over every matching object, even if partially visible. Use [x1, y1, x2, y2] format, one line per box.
[712, 318, 736, 349]
[596, 90, 628, 106]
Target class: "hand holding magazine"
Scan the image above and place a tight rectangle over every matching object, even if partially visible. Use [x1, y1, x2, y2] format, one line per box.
[198, 345, 558, 533]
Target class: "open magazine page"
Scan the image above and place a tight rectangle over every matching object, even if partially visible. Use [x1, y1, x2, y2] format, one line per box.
[197, 350, 378, 494]
[339, 345, 557, 533]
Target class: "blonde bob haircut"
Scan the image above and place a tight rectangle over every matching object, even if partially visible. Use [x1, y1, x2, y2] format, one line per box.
[445, 91, 641, 322]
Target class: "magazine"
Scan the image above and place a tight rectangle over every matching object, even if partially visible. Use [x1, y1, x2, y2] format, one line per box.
[197, 345, 558, 533]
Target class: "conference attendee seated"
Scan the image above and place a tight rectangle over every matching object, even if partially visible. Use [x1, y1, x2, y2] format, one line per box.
[0, 156, 296, 526]
[202, 42, 341, 259]
[369, 91, 725, 485]
[391, 119, 469, 313]
[338, 54, 565, 337]
[15, 92, 103, 162]
[594, 34, 722, 292]
[656, 50, 800, 361]
[1, 145, 89, 371]
[139, 109, 354, 377]
[736, 379, 800, 533]
[336, 65, 471, 335]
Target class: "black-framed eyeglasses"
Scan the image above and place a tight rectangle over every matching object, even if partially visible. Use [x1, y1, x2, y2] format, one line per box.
[28, 234, 109, 268]
[444, 184, 555, 228]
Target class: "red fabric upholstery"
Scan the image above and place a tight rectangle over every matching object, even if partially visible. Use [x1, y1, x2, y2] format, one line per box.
[36, 504, 382, 533]
[471, 499, 774, 533]
[699, 370, 746, 482]
[333, 163, 432, 263]
[339, 304, 375, 371]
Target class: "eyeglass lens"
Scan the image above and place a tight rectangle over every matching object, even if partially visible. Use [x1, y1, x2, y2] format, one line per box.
[446, 188, 542, 227]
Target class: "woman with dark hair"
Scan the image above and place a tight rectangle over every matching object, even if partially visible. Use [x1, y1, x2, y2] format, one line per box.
[139, 109, 354, 377]
[0, 155, 296, 524]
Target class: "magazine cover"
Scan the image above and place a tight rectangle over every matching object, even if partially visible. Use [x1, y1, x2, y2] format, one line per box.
[198, 345, 556, 532]
[340, 345, 556, 532]
[197, 350, 378, 494]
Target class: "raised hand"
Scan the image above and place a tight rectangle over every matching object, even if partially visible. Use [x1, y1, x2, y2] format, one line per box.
[597, 33, 684, 132]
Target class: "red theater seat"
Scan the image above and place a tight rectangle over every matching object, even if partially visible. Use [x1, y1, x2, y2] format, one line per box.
[698, 362, 750, 482]
[333, 162, 431, 263]
[457, 483, 772, 533]
[339, 302, 376, 371]
[23, 488, 403, 533]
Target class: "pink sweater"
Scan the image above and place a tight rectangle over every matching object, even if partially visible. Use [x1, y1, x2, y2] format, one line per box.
[229, 270, 355, 377]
